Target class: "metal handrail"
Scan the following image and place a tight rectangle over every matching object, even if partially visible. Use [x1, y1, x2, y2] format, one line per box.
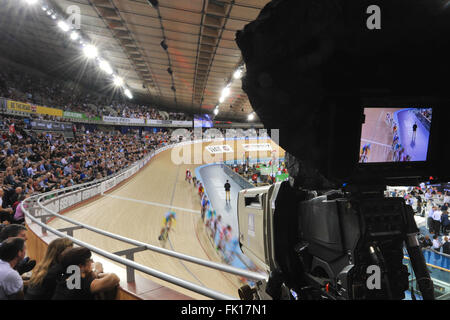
[25, 209, 236, 300]
[32, 193, 266, 281]
[22, 138, 268, 300]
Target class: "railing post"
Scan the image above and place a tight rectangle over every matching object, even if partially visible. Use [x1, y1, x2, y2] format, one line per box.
[125, 252, 136, 283]
[113, 246, 147, 283]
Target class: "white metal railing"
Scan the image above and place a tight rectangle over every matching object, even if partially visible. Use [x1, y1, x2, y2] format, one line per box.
[22, 138, 268, 300]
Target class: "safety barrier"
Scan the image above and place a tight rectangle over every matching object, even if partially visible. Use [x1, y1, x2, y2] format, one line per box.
[22, 138, 268, 300]
[195, 163, 266, 286]
[222, 164, 255, 190]
[403, 248, 450, 300]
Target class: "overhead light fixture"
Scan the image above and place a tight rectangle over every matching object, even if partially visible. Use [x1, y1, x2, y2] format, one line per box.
[147, 0, 159, 8]
[113, 75, 124, 87]
[46, 10, 52, 15]
[248, 113, 255, 121]
[57, 20, 70, 32]
[99, 60, 113, 75]
[83, 44, 98, 59]
[25, 0, 38, 5]
[41, 5, 48, 11]
[160, 40, 168, 51]
[221, 86, 231, 98]
[214, 108, 219, 115]
[233, 68, 243, 79]
[70, 31, 79, 41]
[124, 89, 133, 99]
[219, 96, 225, 103]
[51, 14, 57, 20]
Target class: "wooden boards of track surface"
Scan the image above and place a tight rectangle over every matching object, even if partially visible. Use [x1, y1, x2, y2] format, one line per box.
[48, 139, 284, 299]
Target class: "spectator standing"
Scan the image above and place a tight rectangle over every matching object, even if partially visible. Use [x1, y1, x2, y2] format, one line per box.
[412, 122, 418, 141]
[441, 209, 449, 235]
[427, 205, 435, 233]
[432, 235, 442, 251]
[224, 180, 231, 203]
[432, 207, 443, 236]
[442, 237, 450, 255]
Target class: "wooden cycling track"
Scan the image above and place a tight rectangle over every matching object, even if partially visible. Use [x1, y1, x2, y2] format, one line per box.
[48, 139, 285, 299]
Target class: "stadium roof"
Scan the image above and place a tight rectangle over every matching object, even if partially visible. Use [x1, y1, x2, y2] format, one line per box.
[0, 0, 270, 120]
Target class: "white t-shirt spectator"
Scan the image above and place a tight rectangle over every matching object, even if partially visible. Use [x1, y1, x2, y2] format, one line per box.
[433, 210, 442, 222]
[432, 239, 442, 250]
[445, 195, 450, 204]
[0, 259, 23, 300]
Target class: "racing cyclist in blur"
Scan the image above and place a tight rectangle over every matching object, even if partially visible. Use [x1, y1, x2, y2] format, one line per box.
[158, 211, 176, 241]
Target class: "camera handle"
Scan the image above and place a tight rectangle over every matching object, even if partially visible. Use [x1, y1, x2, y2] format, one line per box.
[403, 205, 435, 300]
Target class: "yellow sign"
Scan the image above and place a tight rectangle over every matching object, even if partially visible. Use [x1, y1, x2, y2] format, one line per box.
[7, 100, 36, 113]
[7, 100, 63, 117]
[36, 106, 63, 117]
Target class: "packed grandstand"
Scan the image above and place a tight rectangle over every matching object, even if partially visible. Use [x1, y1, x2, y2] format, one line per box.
[0, 59, 191, 122]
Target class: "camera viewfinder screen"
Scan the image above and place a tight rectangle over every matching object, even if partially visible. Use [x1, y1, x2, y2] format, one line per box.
[359, 108, 432, 163]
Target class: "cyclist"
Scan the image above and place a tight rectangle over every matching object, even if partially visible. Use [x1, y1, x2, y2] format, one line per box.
[359, 144, 370, 163]
[185, 169, 192, 183]
[158, 211, 176, 241]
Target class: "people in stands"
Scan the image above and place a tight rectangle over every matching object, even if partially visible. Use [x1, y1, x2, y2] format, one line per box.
[442, 237, 450, 255]
[25, 238, 73, 300]
[0, 62, 192, 121]
[441, 209, 449, 236]
[0, 188, 14, 223]
[0, 224, 35, 276]
[432, 235, 442, 251]
[427, 205, 435, 234]
[420, 235, 433, 249]
[0, 237, 26, 300]
[52, 247, 120, 300]
[432, 206, 442, 236]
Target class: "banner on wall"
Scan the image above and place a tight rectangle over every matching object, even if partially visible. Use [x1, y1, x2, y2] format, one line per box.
[146, 119, 192, 127]
[7, 100, 37, 113]
[102, 116, 145, 124]
[63, 111, 84, 119]
[171, 120, 193, 127]
[30, 120, 72, 131]
[7, 100, 63, 117]
[36, 106, 63, 117]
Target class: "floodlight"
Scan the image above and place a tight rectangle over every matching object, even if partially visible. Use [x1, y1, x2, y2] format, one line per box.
[83, 44, 98, 59]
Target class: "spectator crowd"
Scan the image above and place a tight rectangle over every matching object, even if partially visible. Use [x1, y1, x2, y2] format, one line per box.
[0, 113, 188, 299]
[388, 184, 450, 255]
[0, 61, 192, 122]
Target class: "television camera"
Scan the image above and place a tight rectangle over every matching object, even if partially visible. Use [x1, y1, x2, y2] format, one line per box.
[235, 0, 450, 300]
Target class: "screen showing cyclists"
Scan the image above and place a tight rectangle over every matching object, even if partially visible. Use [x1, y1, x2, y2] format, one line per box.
[359, 107, 432, 163]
